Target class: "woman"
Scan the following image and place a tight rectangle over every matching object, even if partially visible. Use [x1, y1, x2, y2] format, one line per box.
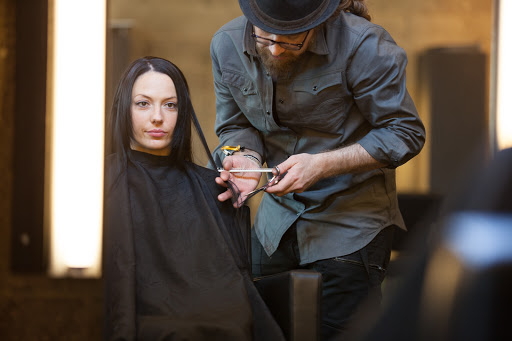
[104, 56, 283, 340]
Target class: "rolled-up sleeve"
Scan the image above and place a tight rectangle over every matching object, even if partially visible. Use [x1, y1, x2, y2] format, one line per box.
[347, 26, 425, 168]
[210, 34, 265, 164]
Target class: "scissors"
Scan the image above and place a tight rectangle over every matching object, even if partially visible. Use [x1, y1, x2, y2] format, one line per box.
[217, 168, 274, 173]
[218, 166, 282, 198]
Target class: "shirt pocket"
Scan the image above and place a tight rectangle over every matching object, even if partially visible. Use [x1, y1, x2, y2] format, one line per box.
[221, 69, 268, 130]
[222, 69, 260, 109]
[291, 71, 348, 129]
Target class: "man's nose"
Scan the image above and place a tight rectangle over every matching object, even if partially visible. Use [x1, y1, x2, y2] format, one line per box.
[269, 43, 285, 56]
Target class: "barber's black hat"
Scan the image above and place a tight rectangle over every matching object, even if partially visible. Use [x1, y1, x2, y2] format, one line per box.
[239, 0, 341, 35]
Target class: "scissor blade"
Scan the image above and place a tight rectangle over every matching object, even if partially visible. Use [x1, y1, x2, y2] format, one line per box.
[217, 168, 274, 173]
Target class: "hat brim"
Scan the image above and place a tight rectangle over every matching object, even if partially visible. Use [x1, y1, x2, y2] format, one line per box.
[239, 0, 341, 35]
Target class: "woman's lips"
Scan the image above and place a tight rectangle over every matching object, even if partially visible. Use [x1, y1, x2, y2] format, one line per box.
[147, 129, 166, 137]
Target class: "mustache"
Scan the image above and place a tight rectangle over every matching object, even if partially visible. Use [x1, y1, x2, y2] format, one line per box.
[256, 46, 302, 79]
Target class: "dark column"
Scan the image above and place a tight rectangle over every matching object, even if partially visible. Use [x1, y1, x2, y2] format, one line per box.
[11, 0, 48, 272]
[419, 46, 489, 196]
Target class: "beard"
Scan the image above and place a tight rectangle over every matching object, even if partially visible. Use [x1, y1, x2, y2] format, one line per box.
[256, 45, 305, 79]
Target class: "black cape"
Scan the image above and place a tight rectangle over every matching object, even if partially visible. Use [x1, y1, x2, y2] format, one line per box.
[104, 150, 284, 340]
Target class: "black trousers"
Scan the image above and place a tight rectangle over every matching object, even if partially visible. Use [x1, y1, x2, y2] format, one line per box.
[252, 225, 394, 341]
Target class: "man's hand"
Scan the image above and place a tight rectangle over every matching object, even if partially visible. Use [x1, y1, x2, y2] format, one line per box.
[265, 153, 323, 196]
[265, 144, 386, 196]
[215, 154, 262, 207]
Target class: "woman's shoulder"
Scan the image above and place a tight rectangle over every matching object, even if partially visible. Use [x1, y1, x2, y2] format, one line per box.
[187, 162, 219, 182]
[186, 162, 249, 223]
[186, 162, 237, 201]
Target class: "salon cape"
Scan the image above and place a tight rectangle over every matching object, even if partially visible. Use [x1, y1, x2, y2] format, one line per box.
[104, 150, 284, 340]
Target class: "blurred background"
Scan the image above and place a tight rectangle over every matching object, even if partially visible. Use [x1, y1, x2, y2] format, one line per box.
[2, 0, 508, 339]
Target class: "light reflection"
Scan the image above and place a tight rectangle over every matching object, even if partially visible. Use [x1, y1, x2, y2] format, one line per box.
[495, 0, 512, 150]
[47, 0, 106, 278]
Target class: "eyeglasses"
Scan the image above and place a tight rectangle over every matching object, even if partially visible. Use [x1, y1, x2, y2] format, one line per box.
[251, 30, 310, 51]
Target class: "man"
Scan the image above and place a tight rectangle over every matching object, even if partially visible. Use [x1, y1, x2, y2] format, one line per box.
[211, 0, 425, 339]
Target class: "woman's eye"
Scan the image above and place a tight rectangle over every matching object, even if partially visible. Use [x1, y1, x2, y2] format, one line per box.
[136, 101, 149, 107]
[165, 102, 177, 110]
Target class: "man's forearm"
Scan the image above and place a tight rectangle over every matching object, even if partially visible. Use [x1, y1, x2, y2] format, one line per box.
[315, 143, 386, 178]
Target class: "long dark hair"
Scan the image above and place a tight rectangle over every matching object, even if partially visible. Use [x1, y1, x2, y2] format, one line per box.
[108, 56, 214, 169]
[331, 0, 371, 21]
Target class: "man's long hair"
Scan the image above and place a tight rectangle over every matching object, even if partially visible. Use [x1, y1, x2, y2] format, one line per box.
[334, 0, 371, 21]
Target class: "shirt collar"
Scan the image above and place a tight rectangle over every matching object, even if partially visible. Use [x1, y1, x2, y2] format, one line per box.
[243, 20, 257, 56]
[243, 20, 330, 57]
[307, 24, 329, 55]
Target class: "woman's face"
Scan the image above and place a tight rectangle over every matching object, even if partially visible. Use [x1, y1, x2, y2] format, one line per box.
[130, 71, 178, 156]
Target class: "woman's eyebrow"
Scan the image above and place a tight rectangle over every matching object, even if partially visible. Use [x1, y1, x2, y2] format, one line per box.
[132, 94, 177, 100]
[133, 94, 150, 99]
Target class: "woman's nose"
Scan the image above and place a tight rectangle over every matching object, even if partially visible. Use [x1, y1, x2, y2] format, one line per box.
[150, 107, 163, 123]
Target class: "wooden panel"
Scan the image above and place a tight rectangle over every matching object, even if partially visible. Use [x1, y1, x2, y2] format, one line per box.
[419, 47, 489, 195]
[11, 0, 48, 272]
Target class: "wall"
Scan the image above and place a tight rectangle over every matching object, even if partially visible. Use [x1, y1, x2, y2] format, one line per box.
[0, 0, 102, 339]
[0, 0, 493, 339]
[370, 0, 493, 191]
[109, 0, 493, 193]
[108, 0, 243, 164]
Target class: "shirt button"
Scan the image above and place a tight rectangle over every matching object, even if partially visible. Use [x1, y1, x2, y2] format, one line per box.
[266, 111, 271, 115]
[313, 85, 318, 91]
[279, 99, 284, 104]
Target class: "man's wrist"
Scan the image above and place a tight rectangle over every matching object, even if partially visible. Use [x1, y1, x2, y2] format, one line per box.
[221, 145, 244, 156]
[222, 145, 262, 166]
[241, 154, 262, 167]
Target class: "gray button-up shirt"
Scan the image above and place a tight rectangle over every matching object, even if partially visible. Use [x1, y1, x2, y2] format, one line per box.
[210, 13, 425, 264]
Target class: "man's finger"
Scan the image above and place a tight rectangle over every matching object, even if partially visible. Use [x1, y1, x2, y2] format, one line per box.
[222, 156, 234, 170]
[217, 189, 233, 202]
[218, 170, 231, 181]
[215, 176, 229, 187]
[266, 176, 293, 196]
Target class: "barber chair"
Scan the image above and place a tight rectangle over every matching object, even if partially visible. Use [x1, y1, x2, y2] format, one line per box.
[387, 193, 443, 277]
[239, 212, 322, 341]
[254, 270, 322, 341]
